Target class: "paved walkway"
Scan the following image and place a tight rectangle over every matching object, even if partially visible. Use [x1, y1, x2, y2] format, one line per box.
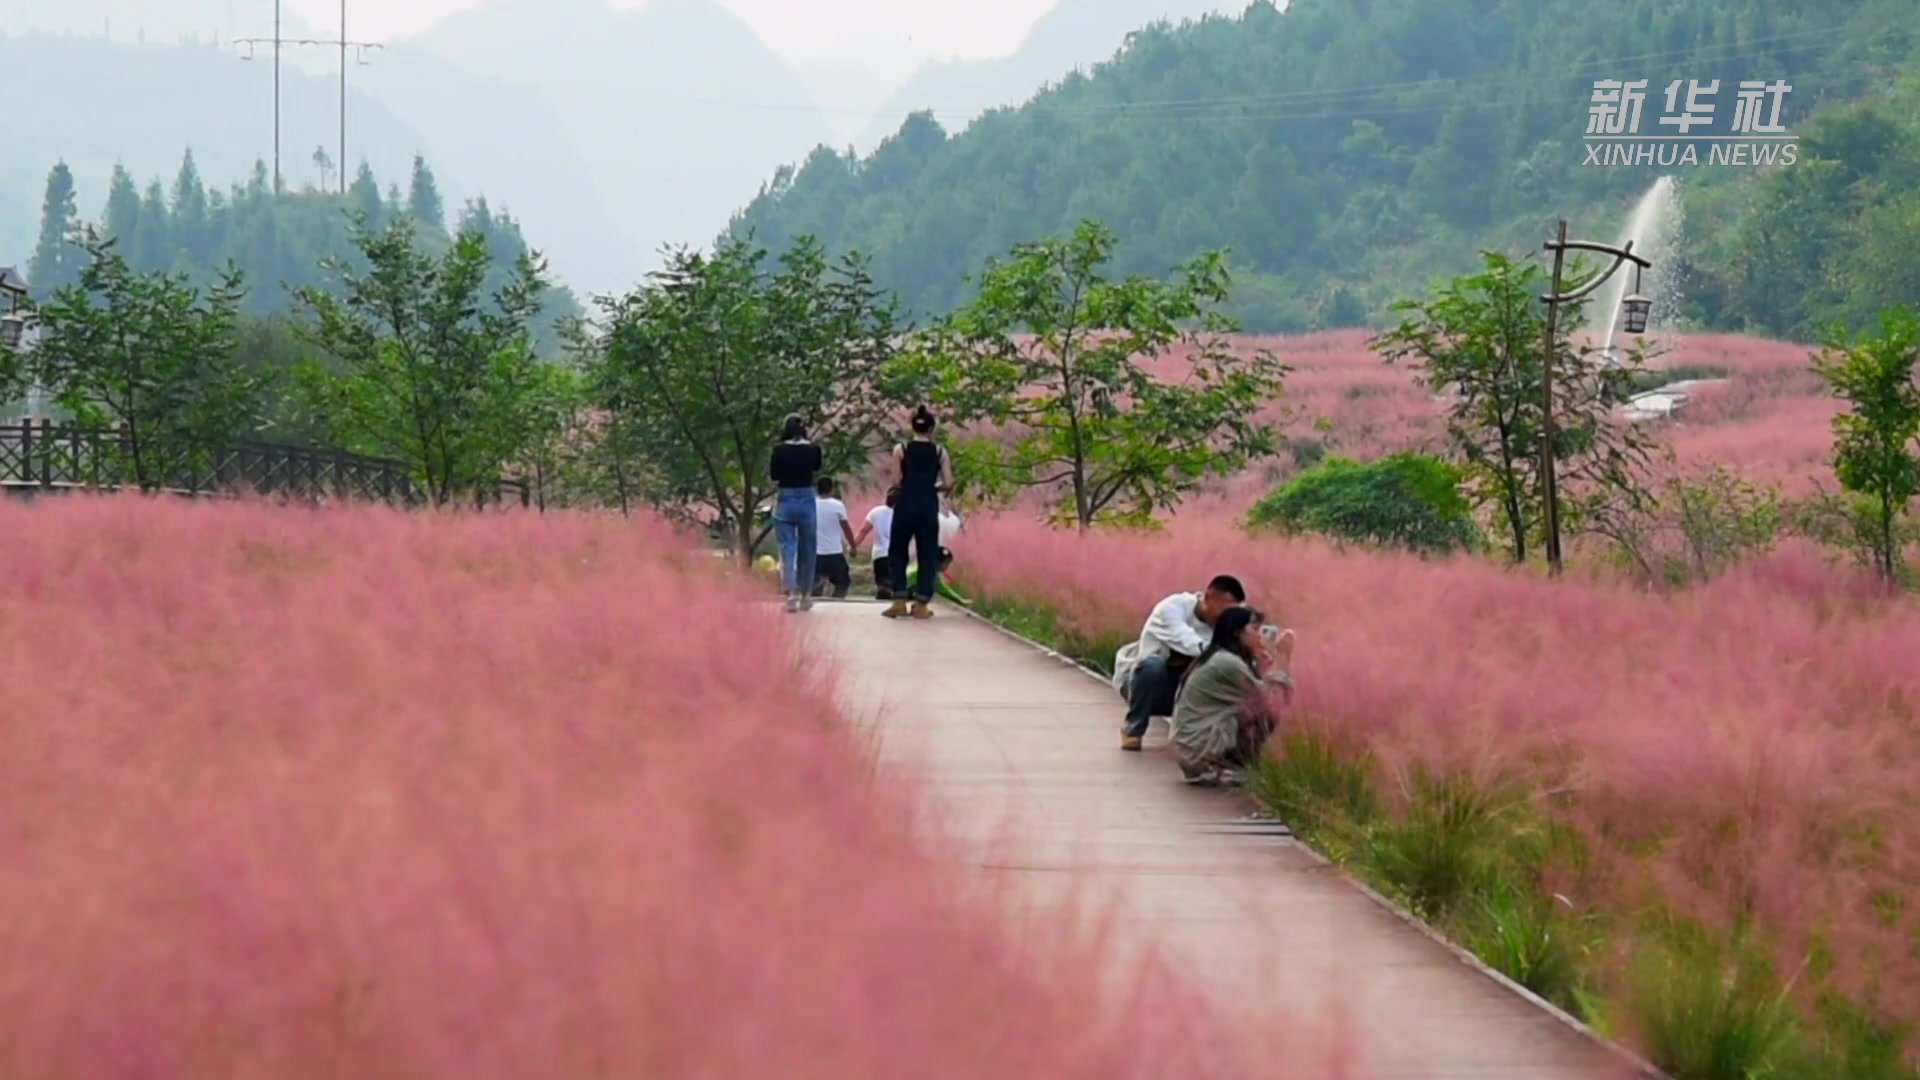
[810, 602, 1645, 1080]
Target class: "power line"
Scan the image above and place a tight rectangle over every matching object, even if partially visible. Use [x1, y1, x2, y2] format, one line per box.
[236, 0, 383, 193]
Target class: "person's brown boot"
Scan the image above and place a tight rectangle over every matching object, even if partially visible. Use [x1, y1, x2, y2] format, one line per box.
[1121, 734, 1144, 751]
[883, 599, 911, 619]
[910, 600, 934, 620]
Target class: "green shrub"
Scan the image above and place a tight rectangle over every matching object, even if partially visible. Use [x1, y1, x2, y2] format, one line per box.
[1314, 284, 1372, 330]
[1363, 771, 1519, 922]
[1457, 883, 1596, 1010]
[965, 593, 1128, 676]
[1590, 466, 1785, 587]
[1248, 453, 1480, 555]
[1624, 922, 1799, 1080]
[1248, 732, 1378, 858]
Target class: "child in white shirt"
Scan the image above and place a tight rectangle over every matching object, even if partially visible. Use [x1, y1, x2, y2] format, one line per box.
[853, 487, 897, 599]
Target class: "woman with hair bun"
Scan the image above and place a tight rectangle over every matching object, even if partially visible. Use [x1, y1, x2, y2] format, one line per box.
[883, 406, 954, 620]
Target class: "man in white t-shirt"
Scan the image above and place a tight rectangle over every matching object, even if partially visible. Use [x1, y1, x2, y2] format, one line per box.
[1112, 575, 1247, 751]
[852, 487, 897, 600]
[810, 477, 859, 598]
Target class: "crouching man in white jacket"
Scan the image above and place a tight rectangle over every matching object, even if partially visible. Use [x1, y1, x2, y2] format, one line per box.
[1110, 575, 1248, 751]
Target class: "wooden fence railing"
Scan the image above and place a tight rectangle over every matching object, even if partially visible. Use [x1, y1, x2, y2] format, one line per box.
[0, 420, 530, 508]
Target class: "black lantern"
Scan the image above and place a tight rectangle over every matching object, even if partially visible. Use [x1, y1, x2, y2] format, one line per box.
[1619, 265, 1652, 335]
[0, 314, 23, 351]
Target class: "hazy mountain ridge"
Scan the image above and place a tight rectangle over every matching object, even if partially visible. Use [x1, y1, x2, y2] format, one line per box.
[0, 28, 631, 294]
[0, 32, 432, 264]
[407, 0, 836, 276]
[853, 0, 1242, 151]
[4, 0, 1252, 297]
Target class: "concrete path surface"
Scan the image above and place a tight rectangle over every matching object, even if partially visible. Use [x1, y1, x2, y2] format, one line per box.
[809, 601, 1649, 1080]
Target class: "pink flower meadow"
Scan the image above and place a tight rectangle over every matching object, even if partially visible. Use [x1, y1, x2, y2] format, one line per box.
[951, 514, 1920, 1035]
[0, 495, 1281, 1079]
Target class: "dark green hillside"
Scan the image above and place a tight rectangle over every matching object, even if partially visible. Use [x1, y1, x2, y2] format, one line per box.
[728, 0, 1918, 336]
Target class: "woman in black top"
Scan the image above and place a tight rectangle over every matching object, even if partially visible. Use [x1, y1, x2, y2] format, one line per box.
[768, 414, 824, 613]
[884, 406, 955, 620]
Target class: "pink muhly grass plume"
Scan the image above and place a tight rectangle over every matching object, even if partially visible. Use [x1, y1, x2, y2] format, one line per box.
[949, 512, 1920, 1040]
[1154, 330, 1836, 510]
[0, 495, 1299, 1079]
[850, 330, 1838, 509]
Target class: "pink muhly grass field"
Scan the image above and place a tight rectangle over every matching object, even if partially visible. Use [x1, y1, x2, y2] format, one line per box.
[912, 330, 1840, 514]
[950, 514, 1920, 1037]
[0, 495, 1267, 1079]
[826, 328, 1847, 536]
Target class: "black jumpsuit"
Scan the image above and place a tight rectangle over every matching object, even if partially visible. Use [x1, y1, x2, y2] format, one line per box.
[888, 440, 944, 601]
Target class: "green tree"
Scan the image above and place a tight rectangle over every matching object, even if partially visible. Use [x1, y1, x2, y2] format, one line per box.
[102, 166, 142, 252]
[1587, 466, 1784, 586]
[29, 162, 83, 295]
[230, 315, 329, 442]
[349, 162, 385, 229]
[294, 218, 551, 505]
[46, 151, 584, 337]
[583, 234, 906, 560]
[1826, 190, 1920, 331]
[170, 150, 211, 268]
[1371, 251, 1660, 562]
[1248, 453, 1479, 555]
[407, 155, 445, 232]
[132, 181, 172, 271]
[311, 146, 336, 193]
[457, 197, 584, 355]
[568, 409, 651, 517]
[1811, 305, 1920, 584]
[507, 358, 588, 511]
[27, 233, 263, 489]
[914, 219, 1288, 529]
[1315, 285, 1370, 330]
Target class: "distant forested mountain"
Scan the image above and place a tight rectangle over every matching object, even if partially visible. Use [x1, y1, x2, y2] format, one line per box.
[25, 154, 584, 353]
[0, 31, 628, 295]
[729, 0, 1919, 339]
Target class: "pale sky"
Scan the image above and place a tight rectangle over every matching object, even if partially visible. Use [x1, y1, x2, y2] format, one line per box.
[281, 0, 1057, 64]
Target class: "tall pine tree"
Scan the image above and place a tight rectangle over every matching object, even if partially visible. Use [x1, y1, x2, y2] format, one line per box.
[103, 166, 143, 253]
[349, 162, 384, 228]
[29, 162, 82, 295]
[171, 150, 211, 269]
[407, 155, 444, 232]
[133, 181, 173, 272]
[247, 159, 272, 200]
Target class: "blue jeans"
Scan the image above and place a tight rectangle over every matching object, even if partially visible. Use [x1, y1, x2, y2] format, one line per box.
[772, 487, 818, 595]
[1123, 654, 1180, 738]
